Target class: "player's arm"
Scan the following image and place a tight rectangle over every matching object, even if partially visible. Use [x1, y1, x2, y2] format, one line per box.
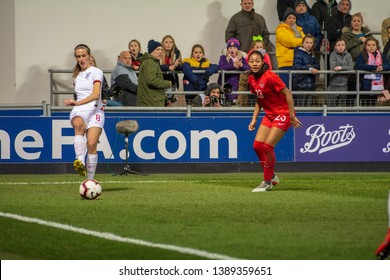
[64, 81, 101, 106]
[249, 101, 261, 131]
[280, 87, 302, 129]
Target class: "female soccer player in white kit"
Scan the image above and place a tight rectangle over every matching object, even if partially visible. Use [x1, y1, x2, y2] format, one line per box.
[64, 44, 105, 179]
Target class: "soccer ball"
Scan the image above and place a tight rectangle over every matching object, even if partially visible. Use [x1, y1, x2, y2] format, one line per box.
[79, 179, 102, 200]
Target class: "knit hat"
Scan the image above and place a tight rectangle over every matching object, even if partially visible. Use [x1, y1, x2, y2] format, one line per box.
[227, 38, 240, 49]
[294, 0, 309, 9]
[283, 8, 297, 21]
[147, 40, 162, 53]
[204, 83, 221, 96]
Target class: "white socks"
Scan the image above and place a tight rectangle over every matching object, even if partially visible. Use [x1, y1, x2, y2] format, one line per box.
[87, 153, 98, 180]
[74, 135, 87, 165]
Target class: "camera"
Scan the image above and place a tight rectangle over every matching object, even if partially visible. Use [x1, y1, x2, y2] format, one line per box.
[220, 82, 232, 106]
[210, 95, 219, 106]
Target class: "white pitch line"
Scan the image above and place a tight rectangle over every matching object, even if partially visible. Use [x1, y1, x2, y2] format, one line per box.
[0, 179, 243, 186]
[0, 212, 240, 260]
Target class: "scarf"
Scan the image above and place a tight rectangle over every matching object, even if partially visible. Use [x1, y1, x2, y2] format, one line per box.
[182, 57, 210, 68]
[364, 50, 384, 90]
[291, 24, 302, 38]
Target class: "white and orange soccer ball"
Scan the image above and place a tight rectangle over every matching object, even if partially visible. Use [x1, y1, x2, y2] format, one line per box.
[79, 179, 102, 200]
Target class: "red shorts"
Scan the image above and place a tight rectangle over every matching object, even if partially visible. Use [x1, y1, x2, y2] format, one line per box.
[261, 114, 291, 131]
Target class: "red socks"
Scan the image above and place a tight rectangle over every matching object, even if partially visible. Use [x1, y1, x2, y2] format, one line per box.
[253, 141, 275, 182]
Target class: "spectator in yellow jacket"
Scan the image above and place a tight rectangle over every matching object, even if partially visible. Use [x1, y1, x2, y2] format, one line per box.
[276, 8, 305, 89]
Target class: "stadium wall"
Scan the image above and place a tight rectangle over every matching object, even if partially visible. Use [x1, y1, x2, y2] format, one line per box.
[0, 0, 388, 105]
[1, 112, 389, 174]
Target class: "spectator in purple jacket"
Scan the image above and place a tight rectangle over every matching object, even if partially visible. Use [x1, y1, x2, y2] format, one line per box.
[218, 38, 250, 104]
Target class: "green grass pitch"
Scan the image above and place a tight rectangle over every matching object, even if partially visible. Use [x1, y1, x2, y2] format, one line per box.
[0, 172, 389, 260]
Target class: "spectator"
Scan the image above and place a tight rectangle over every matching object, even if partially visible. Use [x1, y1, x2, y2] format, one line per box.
[136, 40, 172, 107]
[328, 38, 353, 106]
[160, 35, 182, 103]
[277, 0, 312, 22]
[111, 51, 138, 106]
[238, 36, 272, 107]
[225, 0, 270, 53]
[341, 12, 373, 95]
[325, 0, 352, 51]
[311, 0, 339, 29]
[128, 39, 143, 71]
[192, 83, 224, 107]
[383, 26, 390, 91]
[89, 55, 122, 107]
[356, 38, 390, 106]
[295, 0, 323, 51]
[218, 38, 250, 104]
[341, 12, 372, 61]
[292, 34, 321, 106]
[182, 44, 219, 103]
[64, 44, 104, 179]
[275, 8, 305, 88]
[382, 17, 390, 47]
[384, 26, 390, 61]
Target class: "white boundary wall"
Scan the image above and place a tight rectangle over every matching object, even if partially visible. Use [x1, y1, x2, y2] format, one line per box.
[0, 0, 388, 104]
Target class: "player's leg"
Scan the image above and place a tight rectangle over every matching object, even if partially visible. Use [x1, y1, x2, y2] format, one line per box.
[376, 191, 390, 259]
[71, 116, 87, 176]
[86, 126, 102, 180]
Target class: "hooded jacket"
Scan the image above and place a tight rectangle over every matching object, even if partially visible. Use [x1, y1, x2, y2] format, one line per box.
[136, 53, 171, 107]
[276, 22, 305, 68]
[292, 46, 320, 91]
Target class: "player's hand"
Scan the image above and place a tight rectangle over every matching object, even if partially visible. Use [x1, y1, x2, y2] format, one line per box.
[248, 120, 256, 131]
[290, 116, 302, 128]
[64, 99, 76, 106]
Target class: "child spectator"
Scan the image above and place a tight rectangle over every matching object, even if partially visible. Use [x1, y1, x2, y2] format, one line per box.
[160, 35, 182, 104]
[182, 44, 219, 103]
[218, 38, 249, 105]
[128, 39, 143, 71]
[356, 38, 390, 106]
[160, 35, 182, 89]
[292, 35, 320, 106]
[328, 38, 353, 106]
[237, 36, 272, 107]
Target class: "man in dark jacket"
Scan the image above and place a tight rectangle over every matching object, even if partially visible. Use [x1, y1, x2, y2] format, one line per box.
[311, 0, 339, 29]
[111, 51, 138, 106]
[225, 0, 270, 53]
[325, 0, 352, 51]
[277, 0, 311, 22]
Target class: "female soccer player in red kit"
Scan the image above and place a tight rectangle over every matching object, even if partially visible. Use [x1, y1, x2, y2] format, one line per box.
[247, 50, 302, 192]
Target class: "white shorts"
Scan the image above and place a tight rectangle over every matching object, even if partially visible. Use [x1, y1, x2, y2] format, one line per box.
[70, 106, 105, 129]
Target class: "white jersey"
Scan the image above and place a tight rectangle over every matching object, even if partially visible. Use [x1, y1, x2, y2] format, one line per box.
[71, 66, 105, 129]
[74, 66, 104, 110]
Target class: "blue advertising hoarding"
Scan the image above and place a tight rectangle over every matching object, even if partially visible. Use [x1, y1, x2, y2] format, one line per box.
[0, 116, 294, 163]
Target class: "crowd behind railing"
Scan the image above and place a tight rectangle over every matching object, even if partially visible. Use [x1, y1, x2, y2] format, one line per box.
[49, 67, 390, 109]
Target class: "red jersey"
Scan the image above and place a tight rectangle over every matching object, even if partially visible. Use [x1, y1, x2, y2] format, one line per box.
[248, 70, 289, 118]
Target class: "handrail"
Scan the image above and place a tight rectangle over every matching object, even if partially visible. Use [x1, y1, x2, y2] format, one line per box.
[0, 101, 50, 116]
